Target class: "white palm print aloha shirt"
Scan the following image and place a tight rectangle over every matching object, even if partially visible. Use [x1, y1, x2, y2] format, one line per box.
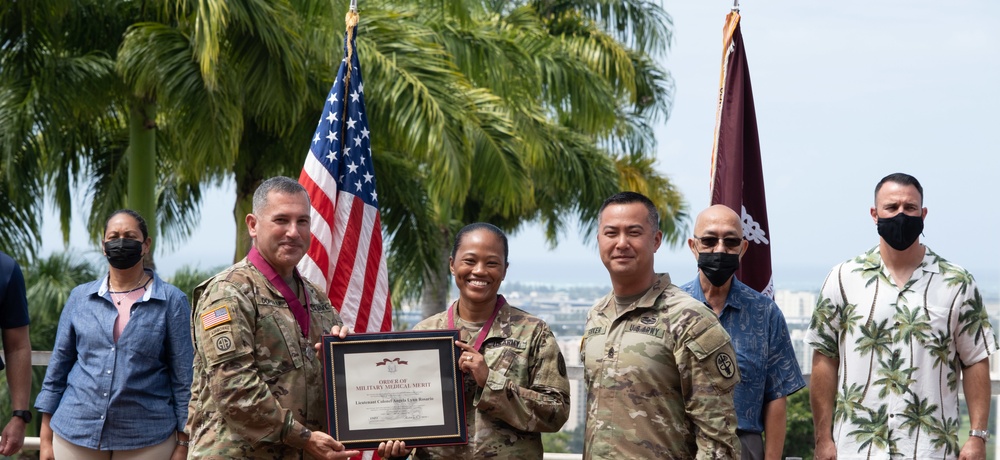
[806, 246, 997, 459]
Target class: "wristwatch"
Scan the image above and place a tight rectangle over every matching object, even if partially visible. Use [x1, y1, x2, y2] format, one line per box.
[12, 410, 31, 423]
[970, 429, 990, 442]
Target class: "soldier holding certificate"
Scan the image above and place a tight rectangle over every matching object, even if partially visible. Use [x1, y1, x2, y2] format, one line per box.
[186, 177, 359, 460]
[379, 223, 571, 459]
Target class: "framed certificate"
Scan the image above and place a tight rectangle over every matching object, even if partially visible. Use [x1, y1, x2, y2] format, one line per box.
[322, 330, 468, 450]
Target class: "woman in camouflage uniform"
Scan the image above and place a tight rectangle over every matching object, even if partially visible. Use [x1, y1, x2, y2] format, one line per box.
[379, 223, 571, 459]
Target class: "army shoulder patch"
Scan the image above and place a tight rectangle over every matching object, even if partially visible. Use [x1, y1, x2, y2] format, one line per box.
[209, 325, 236, 355]
[201, 305, 232, 330]
[716, 352, 737, 379]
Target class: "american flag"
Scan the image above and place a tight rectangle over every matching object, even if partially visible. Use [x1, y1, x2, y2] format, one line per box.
[201, 306, 231, 330]
[298, 10, 392, 335]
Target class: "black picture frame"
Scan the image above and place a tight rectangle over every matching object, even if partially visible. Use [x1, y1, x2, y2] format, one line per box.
[322, 329, 467, 450]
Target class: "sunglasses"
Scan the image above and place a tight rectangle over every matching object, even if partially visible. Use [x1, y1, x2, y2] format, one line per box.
[694, 236, 743, 249]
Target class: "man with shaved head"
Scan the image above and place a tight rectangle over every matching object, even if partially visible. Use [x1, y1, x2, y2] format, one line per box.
[681, 205, 804, 460]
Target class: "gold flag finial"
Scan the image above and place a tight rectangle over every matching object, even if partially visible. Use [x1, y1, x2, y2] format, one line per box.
[344, 4, 360, 89]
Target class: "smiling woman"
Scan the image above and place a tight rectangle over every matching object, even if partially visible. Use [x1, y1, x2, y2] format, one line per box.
[378, 222, 571, 460]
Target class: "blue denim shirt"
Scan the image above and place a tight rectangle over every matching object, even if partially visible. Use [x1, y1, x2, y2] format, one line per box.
[36, 270, 193, 450]
[681, 276, 805, 434]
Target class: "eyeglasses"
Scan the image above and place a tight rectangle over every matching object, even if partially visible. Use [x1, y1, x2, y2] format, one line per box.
[694, 235, 743, 249]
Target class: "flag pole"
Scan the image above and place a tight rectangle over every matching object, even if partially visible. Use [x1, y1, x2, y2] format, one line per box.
[350, 0, 357, 13]
[732, 0, 739, 12]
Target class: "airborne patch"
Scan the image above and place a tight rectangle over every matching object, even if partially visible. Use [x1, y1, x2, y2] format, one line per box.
[213, 332, 235, 354]
[209, 325, 235, 355]
[201, 305, 232, 330]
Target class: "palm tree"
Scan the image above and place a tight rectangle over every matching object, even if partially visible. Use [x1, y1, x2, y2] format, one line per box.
[390, 0, 682, 315]
[837, 298, 863, 387]
[834, 382, 866, 426]
[957, 286, 993, 348]
[925, 331, 953, 421]
[853, 248, 890, 288]
[898, 392, 938, 459]
[0, 0, 260, 266]
[928, 415, 961, 457]
[855, 317, 892, 400]
[872, 350, 914, 399]
[893, 303, 931, 379]
[3, 0, 685, 319]
[216, 1, 684, 317]
[168, 264, 227, 302]
[848, 404, 894, 457]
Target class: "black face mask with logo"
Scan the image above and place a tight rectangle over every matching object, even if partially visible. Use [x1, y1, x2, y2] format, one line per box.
[697, 252, 741, 287]
[104, 238, 144, 270]
[876, 212, 923, 251]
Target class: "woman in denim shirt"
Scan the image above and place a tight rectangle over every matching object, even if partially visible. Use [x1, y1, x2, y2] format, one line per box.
[35, 209, 194, 460]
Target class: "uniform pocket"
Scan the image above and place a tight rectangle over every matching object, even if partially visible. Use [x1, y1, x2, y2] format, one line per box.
[485, 347, 525, 378]
[255, 313, 304, 382]
[685, 322, 740, 392]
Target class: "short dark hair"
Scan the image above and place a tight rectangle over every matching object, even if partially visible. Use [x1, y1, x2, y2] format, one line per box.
[599, 191, 659, 230]
[253, 176, 308, 214]
[875, 173, 923, 204]
[451, 223, 509, 264]
[104, 209, 148, 240]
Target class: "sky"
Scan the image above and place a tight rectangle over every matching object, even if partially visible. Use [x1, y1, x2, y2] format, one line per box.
[40, 0, 1000, 296]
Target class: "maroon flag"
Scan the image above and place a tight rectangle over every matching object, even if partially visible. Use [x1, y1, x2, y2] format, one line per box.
[711, 11, 773, 297]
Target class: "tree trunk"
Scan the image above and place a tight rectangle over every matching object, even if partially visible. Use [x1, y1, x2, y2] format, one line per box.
[420, 227, 452, 319]
[128, 97, 158, 269]
[232, 168, 260, 262]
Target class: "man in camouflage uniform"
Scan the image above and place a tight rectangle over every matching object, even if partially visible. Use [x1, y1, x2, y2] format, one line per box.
[187, 177, 359, 459]
[582, 191, 741, 459]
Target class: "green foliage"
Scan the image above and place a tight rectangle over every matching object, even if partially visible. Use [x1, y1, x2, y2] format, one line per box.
[543, 426, 584, 453]
[542, 430, 571, 453]
[167, 264, 226, 303]
[784, 387, 815, 460]
[1, 0, 686, 317]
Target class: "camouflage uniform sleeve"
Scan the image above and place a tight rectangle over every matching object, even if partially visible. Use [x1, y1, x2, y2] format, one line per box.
[678, 313, 741, 460]
[191, 279, 312, 450]
[475, 324, 571, 432]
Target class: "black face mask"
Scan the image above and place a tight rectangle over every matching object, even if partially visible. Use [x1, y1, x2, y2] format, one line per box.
[104, 238, 144, 270]
[876, 212, 924, 251]
[697, 252, 741, 287]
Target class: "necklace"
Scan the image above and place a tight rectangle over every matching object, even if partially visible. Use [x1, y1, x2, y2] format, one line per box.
[109, 273, 147, 306]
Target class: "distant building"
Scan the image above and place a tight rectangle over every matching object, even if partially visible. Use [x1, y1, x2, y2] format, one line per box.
[556, 337, 585, 432]
[773, 290, 816, 323]
[773, 290, 817, 372]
